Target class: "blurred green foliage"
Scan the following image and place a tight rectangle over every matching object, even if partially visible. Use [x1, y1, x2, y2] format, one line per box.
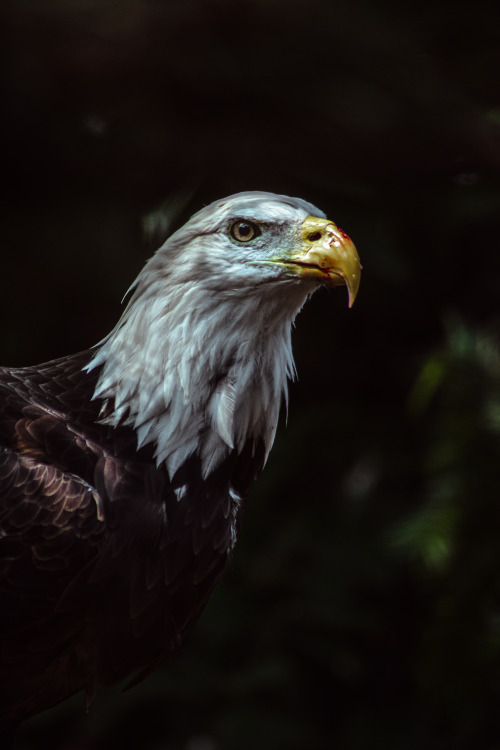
[2, 0, 500, 748]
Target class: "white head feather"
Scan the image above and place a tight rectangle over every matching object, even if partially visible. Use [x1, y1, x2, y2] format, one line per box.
[87, 192, 326, 479]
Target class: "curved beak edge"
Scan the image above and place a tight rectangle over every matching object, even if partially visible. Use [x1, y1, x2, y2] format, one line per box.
[297, 216, 362, 307]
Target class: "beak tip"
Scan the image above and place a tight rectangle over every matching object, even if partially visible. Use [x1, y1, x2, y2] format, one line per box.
[347, 276, 361, 308]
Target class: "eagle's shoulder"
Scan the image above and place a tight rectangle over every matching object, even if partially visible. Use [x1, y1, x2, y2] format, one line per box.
[0, 443, 106, 612]
[0, 351, 266, 724]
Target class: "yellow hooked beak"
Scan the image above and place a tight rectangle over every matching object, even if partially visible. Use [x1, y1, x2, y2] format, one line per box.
[288, 216, 361, 307]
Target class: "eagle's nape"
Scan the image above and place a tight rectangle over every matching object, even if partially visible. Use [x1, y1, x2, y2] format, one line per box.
[0, 191, 360, 734]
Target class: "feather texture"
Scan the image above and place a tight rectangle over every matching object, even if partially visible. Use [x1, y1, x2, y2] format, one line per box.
[0, 192, 335, 730]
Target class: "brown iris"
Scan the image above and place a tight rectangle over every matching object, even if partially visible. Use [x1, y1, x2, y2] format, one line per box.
[230, 220, 260, 242]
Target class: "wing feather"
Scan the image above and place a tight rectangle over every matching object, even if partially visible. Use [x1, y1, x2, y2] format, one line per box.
[0, 354, 266, 727]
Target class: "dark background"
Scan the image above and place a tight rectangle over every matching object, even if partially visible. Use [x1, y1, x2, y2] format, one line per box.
[2, 0, 500, 748]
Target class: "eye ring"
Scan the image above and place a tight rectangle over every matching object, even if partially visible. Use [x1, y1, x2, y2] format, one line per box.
[230, 220, 260, 243]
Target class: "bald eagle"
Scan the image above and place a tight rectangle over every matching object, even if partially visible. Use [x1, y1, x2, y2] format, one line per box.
[0, 192, 360, 733]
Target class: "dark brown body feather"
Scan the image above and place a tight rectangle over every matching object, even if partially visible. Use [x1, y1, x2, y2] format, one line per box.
[0, 351, 264, 729]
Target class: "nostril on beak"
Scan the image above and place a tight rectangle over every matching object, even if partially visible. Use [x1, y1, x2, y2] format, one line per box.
[307, 232, 322, 242]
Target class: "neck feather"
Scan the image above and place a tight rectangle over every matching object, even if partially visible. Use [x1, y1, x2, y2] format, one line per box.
[87, 272, 310, 479]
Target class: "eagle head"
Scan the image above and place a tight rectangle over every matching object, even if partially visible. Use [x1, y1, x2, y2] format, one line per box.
[89, 192, 361, 477]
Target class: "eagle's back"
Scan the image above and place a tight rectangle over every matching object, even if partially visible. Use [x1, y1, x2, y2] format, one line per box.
[0, 352, 264, 727]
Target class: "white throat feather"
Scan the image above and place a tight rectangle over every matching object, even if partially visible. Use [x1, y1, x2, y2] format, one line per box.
[87, 258, 311, 480]
[86, 192, 324, 479]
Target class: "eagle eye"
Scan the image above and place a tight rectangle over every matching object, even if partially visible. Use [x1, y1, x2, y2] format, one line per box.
[230, 220, 260, 243]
